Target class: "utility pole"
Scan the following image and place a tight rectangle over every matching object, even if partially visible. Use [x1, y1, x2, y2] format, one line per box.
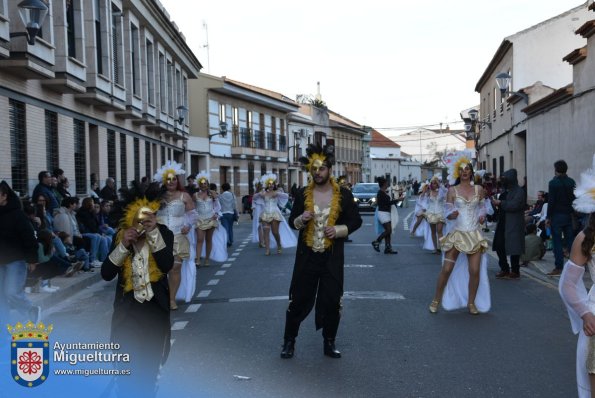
[202, 21, 210, 73]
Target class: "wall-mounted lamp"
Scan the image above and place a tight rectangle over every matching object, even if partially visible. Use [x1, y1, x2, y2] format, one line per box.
[14, 0, 49, 45]
[467, 109, 491, 129]
[209, 121, 228, 140]
[176, 105, 188, 125]
[495, 72, 529, 104]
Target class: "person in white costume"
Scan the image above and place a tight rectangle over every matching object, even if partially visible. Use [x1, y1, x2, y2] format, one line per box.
[154, 161, 197, 311]
[559, 153, 595, 398]
[251, 178, 265, 248]
[193, 172, 222, 267]
[421, 176, 447, 253]
[429, 153, 490, 315]
[410, 183, 428, 237]
[253, 173, 297, 255]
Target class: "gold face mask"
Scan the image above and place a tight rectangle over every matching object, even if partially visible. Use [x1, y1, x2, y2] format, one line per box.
[310, 159, 325, 175]
[133, 207, 154, 234]
[165, 173, 176, 184]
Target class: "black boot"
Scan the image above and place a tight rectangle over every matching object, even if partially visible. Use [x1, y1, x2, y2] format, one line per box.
[280, 339, 295, 359]
[323, 339, 341, 358]
[384, 245, 398, 254]
[371, 241, 380, 252]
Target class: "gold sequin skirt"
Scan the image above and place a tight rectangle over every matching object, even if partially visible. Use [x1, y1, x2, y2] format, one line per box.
[196, 218, 219, 231]
[439, 229, 488, 254]
[260, 212, 282, 223]
[425, 212, 445, 224]
[173, 234, 190, 259]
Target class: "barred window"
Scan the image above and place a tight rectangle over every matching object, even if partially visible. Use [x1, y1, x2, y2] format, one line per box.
[133, 137, 140, 182]
[131, 23, 139, 95]
[9, 99, 27, 196]
[45, 110, 59, 172]
[160, 146, 165, 164]
[120, 133, 127, 188]
[145, 141, 151, 180]
[111, 5, 122, 85]
[107, 129, 116, 179]
[73, 119, 87, 195]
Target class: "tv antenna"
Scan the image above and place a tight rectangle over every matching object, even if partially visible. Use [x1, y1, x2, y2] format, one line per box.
[201, 21, 210, 73]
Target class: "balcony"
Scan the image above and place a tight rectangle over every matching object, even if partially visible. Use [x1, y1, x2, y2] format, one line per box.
[231, 127, 286, 159]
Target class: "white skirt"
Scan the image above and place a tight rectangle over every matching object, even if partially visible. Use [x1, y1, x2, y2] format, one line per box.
[377, 210, 391, 224]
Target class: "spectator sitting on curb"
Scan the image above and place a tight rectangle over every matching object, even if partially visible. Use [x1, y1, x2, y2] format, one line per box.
[521, 223, 546, 266]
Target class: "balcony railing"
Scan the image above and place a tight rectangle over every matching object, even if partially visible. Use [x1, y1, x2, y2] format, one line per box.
[279, 135, 287, 152]
[266, 133, 276, 151]
[254, 130, 265, 149]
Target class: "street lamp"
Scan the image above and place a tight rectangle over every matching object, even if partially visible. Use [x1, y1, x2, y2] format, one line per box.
[16, 0, 49, 45]
[495, 72, 529, 104]
[467, 109, 491, 130]
[176, 105, 188, 125]
[209, 120, 228, 140]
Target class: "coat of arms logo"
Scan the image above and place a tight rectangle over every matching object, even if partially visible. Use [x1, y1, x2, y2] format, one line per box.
[7, 321, 53, 387]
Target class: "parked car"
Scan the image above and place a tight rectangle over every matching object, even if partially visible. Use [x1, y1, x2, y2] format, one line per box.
[352, 183, 378, 211]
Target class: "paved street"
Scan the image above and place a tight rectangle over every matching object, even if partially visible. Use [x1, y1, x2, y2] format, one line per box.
[1, 202, 580, 398]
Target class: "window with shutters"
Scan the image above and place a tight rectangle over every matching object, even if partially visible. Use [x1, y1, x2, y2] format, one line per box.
[107, 130, 116, 180]
[74, 119, 87, 195]
[131, 23, 139, 95]
[45, 110, 59, 172]
[146, 40, 155, 105]
[120, 133, 127, 188]
[9, 99, 27, 196]
[112, 4, 122, 85]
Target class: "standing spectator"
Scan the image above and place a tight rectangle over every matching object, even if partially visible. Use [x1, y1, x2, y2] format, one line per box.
[491, 169, 527, 279]
[100, 177, 119, 202]
[546, 160, 576, 276]
[219, 182, 237, 247]
[371, 177, 398, 254]
[0, 181, 40, 326]
[32, 171, 60, 214]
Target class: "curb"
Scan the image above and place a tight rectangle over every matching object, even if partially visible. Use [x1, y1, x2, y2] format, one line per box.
[26, 270, 104, 309]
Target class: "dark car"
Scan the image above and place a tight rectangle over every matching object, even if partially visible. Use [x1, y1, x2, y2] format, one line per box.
[352, 183, 378, 211]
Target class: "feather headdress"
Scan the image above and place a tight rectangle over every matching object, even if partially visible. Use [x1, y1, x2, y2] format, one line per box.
[195, 171, 210, 185]
[299, 143, 335, 172]
[260, 173, 277, 188]
[573, 154, 595, 214]
[153, 160, 185, 184]
[443, 150, 473, 184]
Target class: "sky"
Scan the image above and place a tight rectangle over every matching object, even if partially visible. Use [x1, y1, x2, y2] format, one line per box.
[159, 0, 587, 137]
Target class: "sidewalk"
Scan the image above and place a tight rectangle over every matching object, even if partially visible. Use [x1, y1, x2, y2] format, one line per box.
[481, 223, 591, 289]
[25, 212, 257, 309]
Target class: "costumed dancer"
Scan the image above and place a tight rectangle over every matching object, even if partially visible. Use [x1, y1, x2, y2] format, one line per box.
[559, 153, 595, 398]
[429, 152, 491, 315]
[193, 172, 228, 266]
[101, 186, 173, 397]
[371, 176, 399, 254]
[421, 176, 448, 253]
[253, 173, 297, 255]
[251, 178, 265, 247]
[280, 143, 362, 359]
[153, 161, 196, 310]
[410, 183, 429, 237]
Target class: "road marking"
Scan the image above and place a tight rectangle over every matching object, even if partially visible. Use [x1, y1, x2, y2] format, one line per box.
[222, 263, 231, 268]
[171, 321, 188, 331]
[349, 243, 419, 247]
[345, 264, 375, 268]
[185, 304, 202, 313]
[224, 291, 405, 303]
[228, 257, 236, 262]
[215, 270, 226, 276]
[234, 250, 242, 254]
[207, 279, 219, 286]
[196, 290, 212, 298]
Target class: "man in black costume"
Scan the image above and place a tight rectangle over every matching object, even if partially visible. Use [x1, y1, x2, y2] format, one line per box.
[101, 186, 174, 397]
[280, 143, 362, 359]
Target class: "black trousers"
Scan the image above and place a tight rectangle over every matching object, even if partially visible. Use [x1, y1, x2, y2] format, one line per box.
[284, 251, 342, 340]
[496, 247, 520, 274]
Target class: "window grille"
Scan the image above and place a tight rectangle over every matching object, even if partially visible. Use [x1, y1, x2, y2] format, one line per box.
[146, 40, 154, 105]
[145, 141, 151, 180]
[107, 129, 116, 179]
[160, 146, 165, 165]
[73, 119, 87, 195]
[120, 133, 127, 188]
[133, 137, 140, 182]
[9, 99, 27, 196]
[95, 0, 103, 75]
[45, 110, 59, 171]
[131, 24, 139, 95]
[112, 6, 121, 85]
